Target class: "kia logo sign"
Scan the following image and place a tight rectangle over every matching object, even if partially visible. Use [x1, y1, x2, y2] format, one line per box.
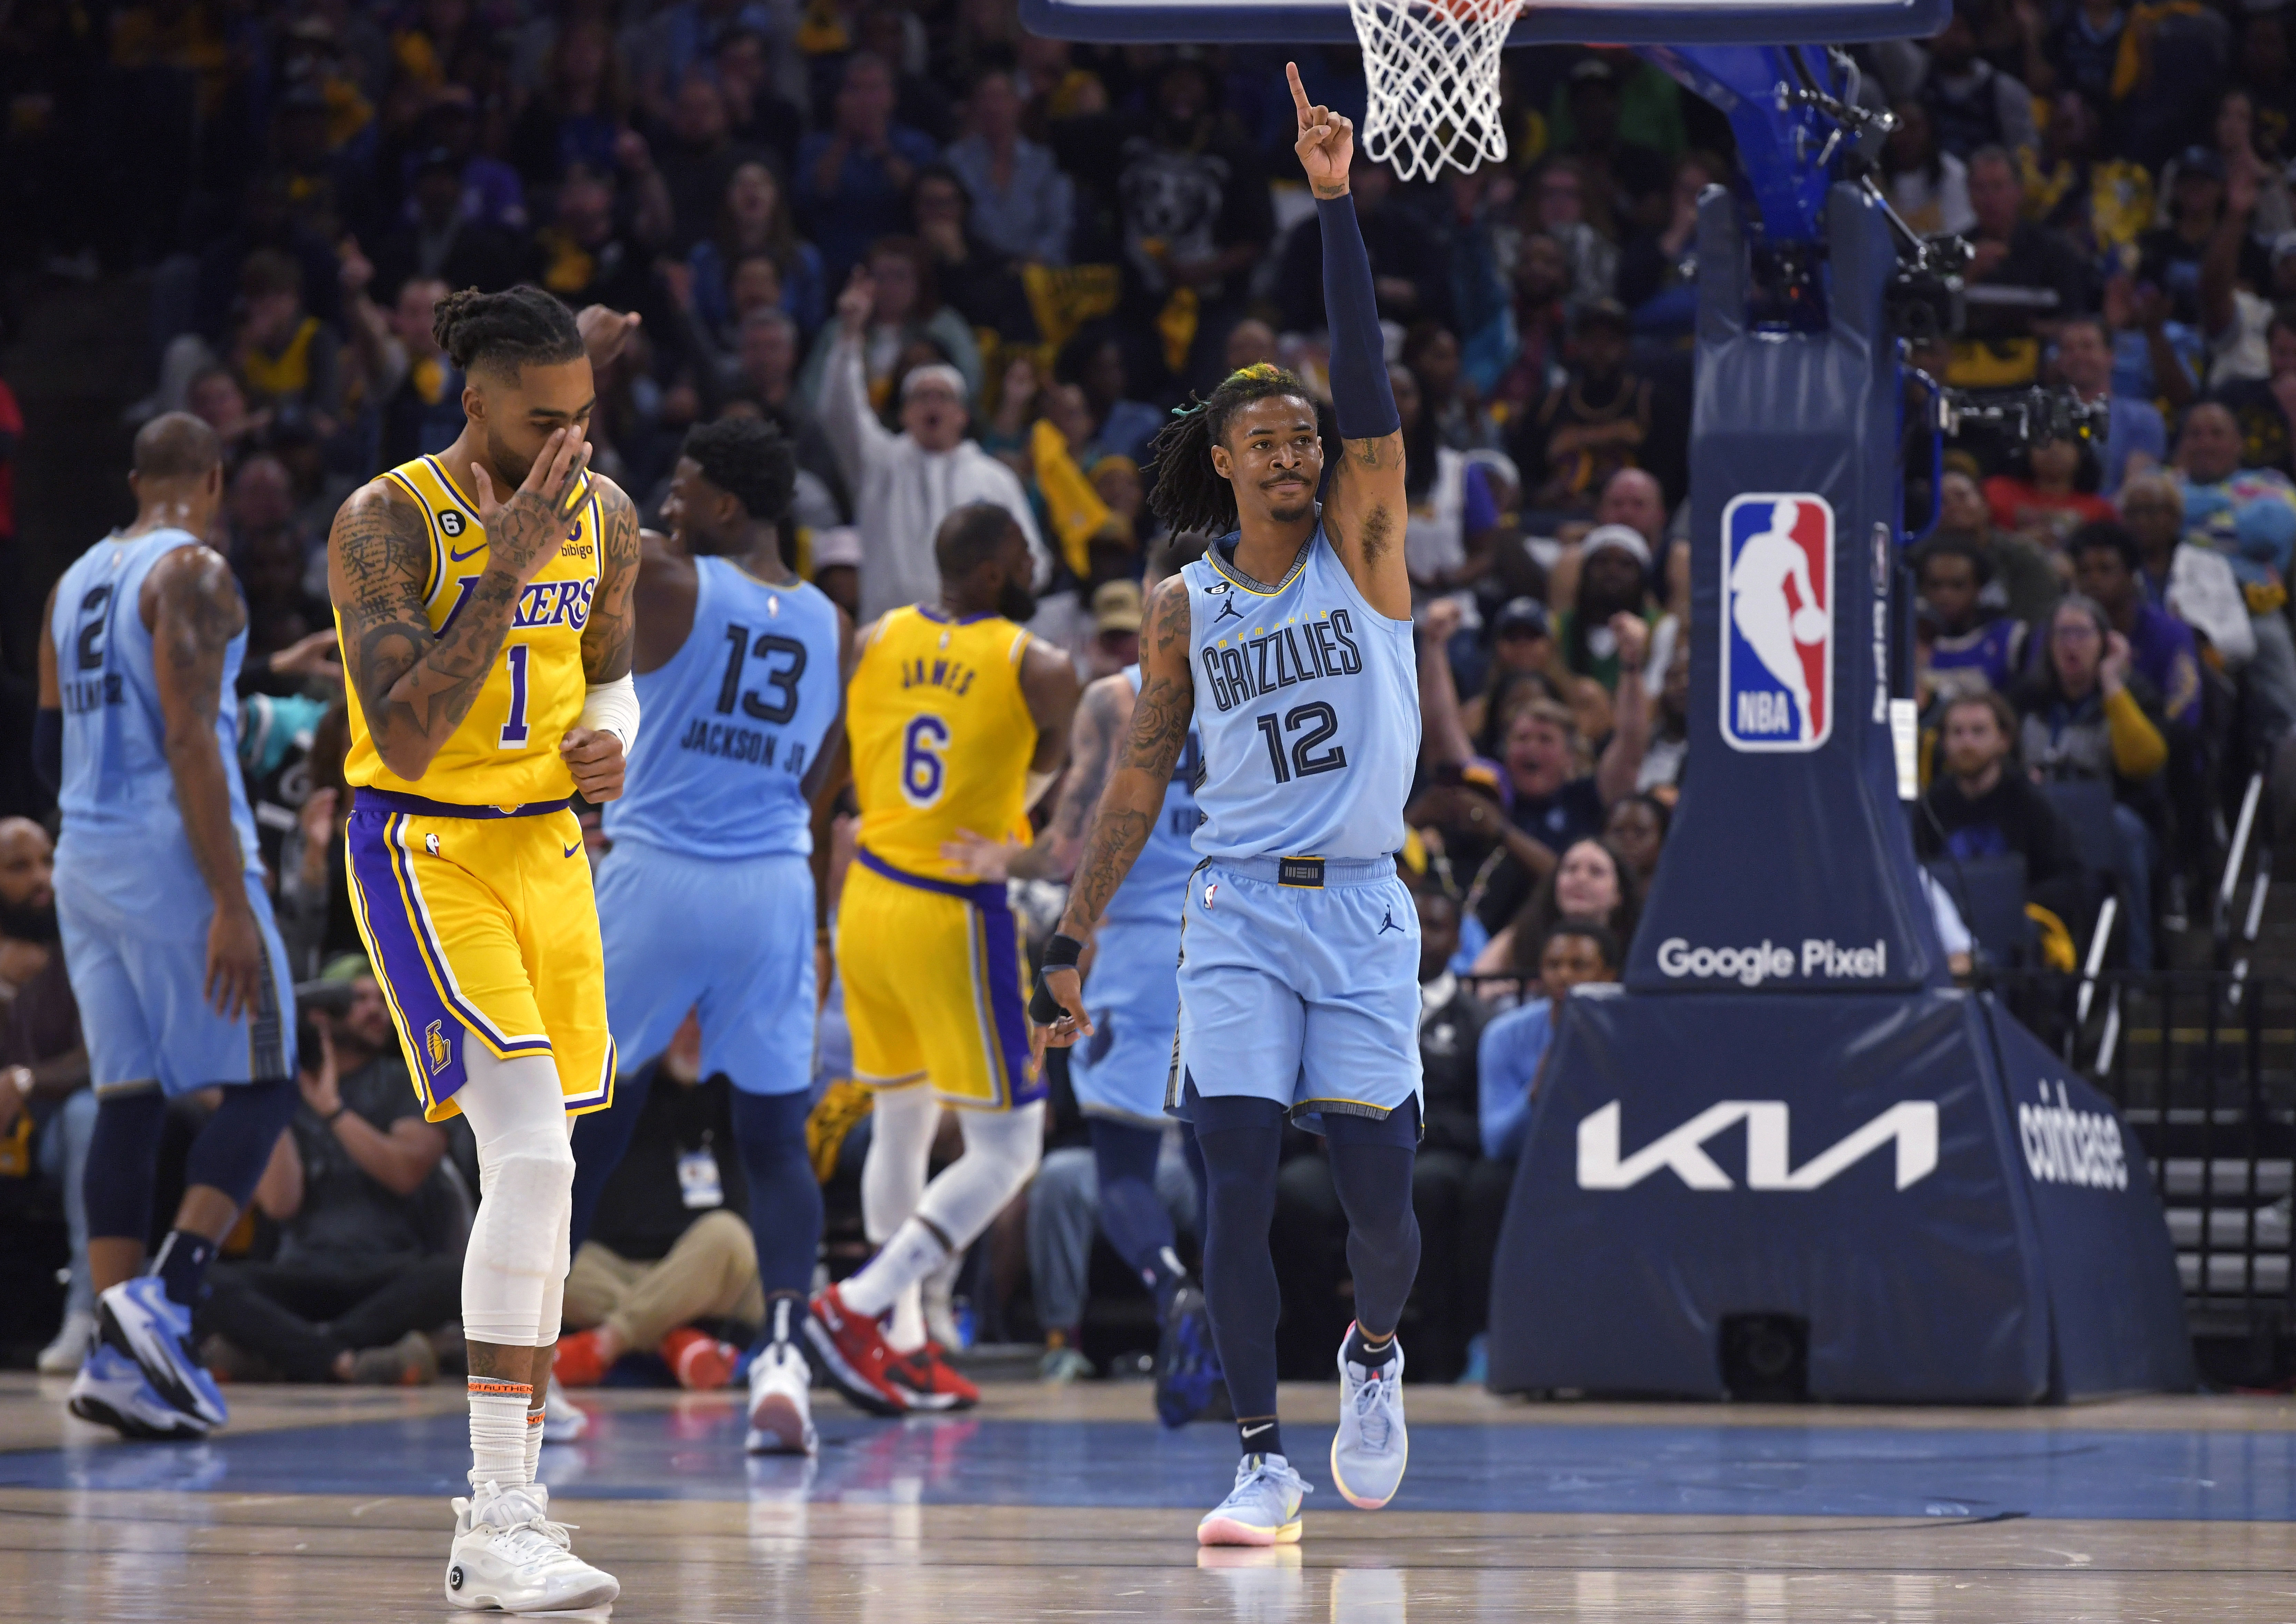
[1577, 1100, 1940, 1191]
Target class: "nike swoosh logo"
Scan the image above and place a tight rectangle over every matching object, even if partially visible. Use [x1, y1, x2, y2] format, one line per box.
[449, 542, 486, 563]
[1240, 1422, 1274, 1439]
[563, 842, 582, 858]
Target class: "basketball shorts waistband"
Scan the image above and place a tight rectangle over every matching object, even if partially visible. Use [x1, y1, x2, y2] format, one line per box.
[1209, 854, 1397, 889]
[353, 788, 573, 820]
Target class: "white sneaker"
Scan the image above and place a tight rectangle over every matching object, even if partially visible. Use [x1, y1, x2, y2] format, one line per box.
[37, 1310, 95, 1376]
[543, 1376, 589, 1442]
[443, 1481, 618, 1613]
[746, 1340, 817, 1455]
[1329, 1334, 1408, 1511]
[66, 1341, 206, 1440]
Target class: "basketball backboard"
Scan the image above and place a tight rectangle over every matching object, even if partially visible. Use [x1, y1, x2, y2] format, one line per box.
[1019, 0, 1950, 46]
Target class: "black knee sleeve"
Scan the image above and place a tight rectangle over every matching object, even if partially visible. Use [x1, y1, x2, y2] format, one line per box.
[1326, 1120, 1422, 1338]
[85, 1089, 168, 1241]
[182, 1077, 299, 1210]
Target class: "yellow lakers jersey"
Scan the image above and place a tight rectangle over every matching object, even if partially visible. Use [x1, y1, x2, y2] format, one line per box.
[849, 606, 1039, 878]
[340, 453, 601, 806]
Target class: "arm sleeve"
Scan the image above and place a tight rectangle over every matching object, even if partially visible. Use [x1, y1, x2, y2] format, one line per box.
[1317, 195, 1400, 440]
[2102, 685, 2168, 779]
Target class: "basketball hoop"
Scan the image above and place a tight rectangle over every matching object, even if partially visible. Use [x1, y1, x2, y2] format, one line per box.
[1348, 0, 1529, 181]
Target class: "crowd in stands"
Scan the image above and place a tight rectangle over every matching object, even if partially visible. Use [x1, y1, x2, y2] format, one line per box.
[2, 0, 2295, 1386]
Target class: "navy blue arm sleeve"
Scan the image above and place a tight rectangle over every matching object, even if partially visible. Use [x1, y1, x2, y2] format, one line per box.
[33, 707, 61, 795]
[1317, 194, 1400, 441]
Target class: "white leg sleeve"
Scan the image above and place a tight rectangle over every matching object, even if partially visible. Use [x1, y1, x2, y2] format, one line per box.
[914, 1101, 1044, 1251]
[861, 1086, 938, 1245]
[455, 1048, 575, 1349]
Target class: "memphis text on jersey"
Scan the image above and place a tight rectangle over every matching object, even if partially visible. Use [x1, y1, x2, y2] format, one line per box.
[1198, 604, 1366, 714]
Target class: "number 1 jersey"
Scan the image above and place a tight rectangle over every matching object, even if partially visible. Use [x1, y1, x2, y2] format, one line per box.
[1182, 526, 1419, 862]
[340, 453, 601, 807]
[847, 605, 1040, 880]
[603, 557, 842, 860]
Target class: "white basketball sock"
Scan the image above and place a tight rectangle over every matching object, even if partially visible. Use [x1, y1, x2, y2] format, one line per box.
[839, 1218, 949, 1323]
[468, 1378, 532, 1493]
[523, 1397, 545, 1483]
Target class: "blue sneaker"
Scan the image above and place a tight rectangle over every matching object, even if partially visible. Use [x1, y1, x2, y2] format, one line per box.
[1155, 1284, 1224, 1428]
[66, 1341, 207, 1441]
[1330, 1334, 1407, 1510]
[95, 1277, 226, 1432]
[1197, 1453, 1310, 1547]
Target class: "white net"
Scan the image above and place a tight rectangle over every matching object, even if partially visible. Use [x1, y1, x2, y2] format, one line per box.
[1348, 0, 1530, 181]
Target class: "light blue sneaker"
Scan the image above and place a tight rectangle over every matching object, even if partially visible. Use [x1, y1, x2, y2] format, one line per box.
[1330, 1334, 1407, 1510]
[66, 1341, 207, 1441]
[95, 1277, 226, 1432]
[1197, 1453, 1310, 1547]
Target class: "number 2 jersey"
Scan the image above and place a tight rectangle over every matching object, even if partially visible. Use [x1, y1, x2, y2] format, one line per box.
[603, 556, 842, 860]
[340, 453, 602, 807]
[1181, 524, 1418, 862]
[847, 605, 1040, 880]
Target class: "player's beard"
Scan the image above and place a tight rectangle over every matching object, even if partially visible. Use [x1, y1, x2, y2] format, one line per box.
[1267, 494, 1315, 526]
[997, 578, 1037, 622]
[0, 896, 58, 944]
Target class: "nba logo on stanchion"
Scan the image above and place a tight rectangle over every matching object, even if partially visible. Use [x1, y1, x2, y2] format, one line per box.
[1720, 493, 1833, 752]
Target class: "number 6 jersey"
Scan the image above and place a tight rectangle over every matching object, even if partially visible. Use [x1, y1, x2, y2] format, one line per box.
[847, 605, 1041, 879]
[1182, 525, 1419, 862]
[605, 556, 842, 859]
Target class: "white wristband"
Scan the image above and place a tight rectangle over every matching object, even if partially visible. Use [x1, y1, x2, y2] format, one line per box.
[579, 673, 641, 756]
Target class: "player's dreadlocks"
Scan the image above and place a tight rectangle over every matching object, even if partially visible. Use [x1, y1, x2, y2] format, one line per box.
[432, 285, 585, 378]
[683, 417, 797, 522]
[1145, 363, 1340, 536]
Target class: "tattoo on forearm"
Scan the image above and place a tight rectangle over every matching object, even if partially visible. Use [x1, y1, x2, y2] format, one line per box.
[157, 554, 252, 908]
[1063, 674, 1189, 931]
[582, 482, 640, 684]
[332, 485, 519, 765]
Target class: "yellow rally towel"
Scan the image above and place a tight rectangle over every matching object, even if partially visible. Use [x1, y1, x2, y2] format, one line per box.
[1031, 418, 1109, 577]
[1158, 287, 1199, 378]
[1021, 263, 1121, 356]
[806, 1078, 876, 1185]
[2026, 904, 2077, 972]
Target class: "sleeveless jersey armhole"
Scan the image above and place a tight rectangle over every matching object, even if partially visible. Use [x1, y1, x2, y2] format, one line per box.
[1316, 525, 1415, 634]
[380, 469, 441, 604]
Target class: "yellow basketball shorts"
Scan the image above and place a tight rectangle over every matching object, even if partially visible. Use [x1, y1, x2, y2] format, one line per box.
[344, 789, 614, 1123]
[835, 850, 1041, 1111]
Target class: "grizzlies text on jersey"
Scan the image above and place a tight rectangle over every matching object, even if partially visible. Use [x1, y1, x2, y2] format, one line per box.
[1181, 526, 1419, 862]
[1170, 526, 1423, 1130]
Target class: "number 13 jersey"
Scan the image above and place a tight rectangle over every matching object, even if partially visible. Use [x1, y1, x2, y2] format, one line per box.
[605, 556, 843, 859]
[1182, 525, 1419, 862]
[848, 605, 1040, 880]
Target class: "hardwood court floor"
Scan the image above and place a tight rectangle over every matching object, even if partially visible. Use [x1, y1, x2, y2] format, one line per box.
[3, 1373, 2294, 1621]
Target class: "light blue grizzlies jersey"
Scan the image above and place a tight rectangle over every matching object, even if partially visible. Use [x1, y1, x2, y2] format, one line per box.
[1101, 663, 1201, 929]
[51, 528, 262, 873]
[605, 556, 842, 860]
[1181, 525, 1419, 862]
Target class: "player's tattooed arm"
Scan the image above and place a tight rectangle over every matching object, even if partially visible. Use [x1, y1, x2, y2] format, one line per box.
[330, 427, 590, 780]
[147, 545, 267, 1019]
[581, 476, 641, 684]
[950, 673, 1130, 884]
[1056, 576, 1193, 940]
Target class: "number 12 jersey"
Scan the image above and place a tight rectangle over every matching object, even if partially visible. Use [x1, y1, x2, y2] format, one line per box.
[1182, 526, 1418, 863]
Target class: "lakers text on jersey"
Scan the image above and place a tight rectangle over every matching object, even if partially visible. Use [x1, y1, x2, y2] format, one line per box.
[339, 456, 613, 1122]
[837, 606, 1043, 1110]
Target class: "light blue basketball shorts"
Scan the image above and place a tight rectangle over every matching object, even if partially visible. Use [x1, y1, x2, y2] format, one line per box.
[55, 836, 296, 1096]
[595, 840, 816, 1096]
[1070, 914, 1182, 1127]
[1169, 855, 1423, 1132]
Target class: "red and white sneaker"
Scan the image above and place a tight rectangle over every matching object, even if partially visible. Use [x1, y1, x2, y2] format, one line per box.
[660, 1327, 739, 1391]
[883, 1341, 979, 1412]
[803, 1285, 908, 1417]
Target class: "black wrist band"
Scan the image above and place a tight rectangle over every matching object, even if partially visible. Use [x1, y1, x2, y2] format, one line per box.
[324, 1105, 349, 1126]
[1030, 934, 1086, 1024]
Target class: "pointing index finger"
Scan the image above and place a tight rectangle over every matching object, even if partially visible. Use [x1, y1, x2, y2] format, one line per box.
[1286, 60, 1310, 120]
